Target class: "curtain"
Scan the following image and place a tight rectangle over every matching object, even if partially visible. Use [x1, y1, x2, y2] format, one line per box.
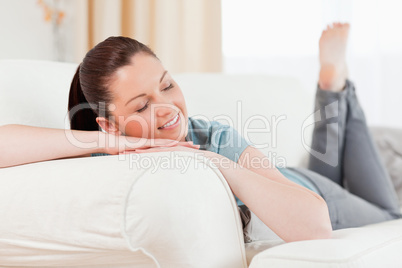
[73, 0, 222, 73]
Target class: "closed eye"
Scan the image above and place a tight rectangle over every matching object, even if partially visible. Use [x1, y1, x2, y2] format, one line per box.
[163, 83, 174, 91]
[136, 84, 173, 113]
[137, 102, 149, 113]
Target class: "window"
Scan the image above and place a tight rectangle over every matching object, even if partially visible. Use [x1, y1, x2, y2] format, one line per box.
[222, 0, 402, 127]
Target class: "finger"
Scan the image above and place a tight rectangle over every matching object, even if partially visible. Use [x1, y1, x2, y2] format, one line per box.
[177, 141, 200, 149]
[143, 140, 195, 149]
[177, 142, 193, 148]
[135, 148, 165, 153]
[184, 144, 200, 149]
[136, 143, 176, 149]
[137, 140, 183, 149]
[152, 139, 180, 147]
[119, 150, 138, 155]
[145, 140, 179, 148]
[133, 145, 152, 150]
[132, 149, 147, 153]
[136, 146, 182, 153]
[189, 143, 200, 149]
[187, 143, 200, 149]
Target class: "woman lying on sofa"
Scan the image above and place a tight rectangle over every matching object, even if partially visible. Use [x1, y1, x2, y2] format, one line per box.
[1, 23, 400, 243]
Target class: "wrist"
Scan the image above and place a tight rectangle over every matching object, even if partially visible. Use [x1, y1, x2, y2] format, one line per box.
[96, 131, 108, 154]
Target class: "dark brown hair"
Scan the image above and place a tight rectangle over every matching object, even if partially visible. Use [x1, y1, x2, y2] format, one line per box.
[68, 36, 157, 131]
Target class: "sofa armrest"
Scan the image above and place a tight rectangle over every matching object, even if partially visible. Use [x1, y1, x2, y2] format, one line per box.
[0, 152, 247, 267]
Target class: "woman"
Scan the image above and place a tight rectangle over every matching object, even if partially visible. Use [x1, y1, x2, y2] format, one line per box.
[0, 23, 400, 243]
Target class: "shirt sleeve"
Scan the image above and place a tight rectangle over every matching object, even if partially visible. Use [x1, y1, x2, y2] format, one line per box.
[209, 122, 252, 207]
[186, 118, 253, 163]
[210, 122, 253, 163]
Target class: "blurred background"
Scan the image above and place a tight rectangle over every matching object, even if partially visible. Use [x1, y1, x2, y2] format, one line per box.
[1, 0, 401, 128]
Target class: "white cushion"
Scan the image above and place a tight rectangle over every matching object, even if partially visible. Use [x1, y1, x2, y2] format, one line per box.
[249, 219, 402, 267]
[177, 73, 315, 167]
[0, 60, 77, 129]
[370, 127, 402, 209]
[0, 153, 247, 267]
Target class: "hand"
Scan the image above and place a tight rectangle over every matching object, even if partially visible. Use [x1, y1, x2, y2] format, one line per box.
[123, 145, 224, 169]
[122, 144, 201, 155]
[100, 133, 200, 155]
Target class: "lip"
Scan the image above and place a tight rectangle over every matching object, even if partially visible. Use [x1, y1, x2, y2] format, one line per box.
[158, 113, 180, 130]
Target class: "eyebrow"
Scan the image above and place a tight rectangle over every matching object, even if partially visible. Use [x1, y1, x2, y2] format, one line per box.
[125, 70, 168, 106]
[160, 70, 168, 83]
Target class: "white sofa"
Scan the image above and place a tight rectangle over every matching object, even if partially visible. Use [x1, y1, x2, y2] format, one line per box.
[1, 60, 402, 267]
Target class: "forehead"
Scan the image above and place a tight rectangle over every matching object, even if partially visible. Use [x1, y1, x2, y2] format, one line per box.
[115, 53, 164, 85]
[109, 53, 165, 99]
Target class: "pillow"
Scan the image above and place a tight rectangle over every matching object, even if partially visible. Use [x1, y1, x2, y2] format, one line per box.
[370, 126, 402, 210]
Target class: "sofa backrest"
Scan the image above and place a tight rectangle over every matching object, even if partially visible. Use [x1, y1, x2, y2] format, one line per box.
[0, 60, 77, 129]
[178, 73, 316, 167]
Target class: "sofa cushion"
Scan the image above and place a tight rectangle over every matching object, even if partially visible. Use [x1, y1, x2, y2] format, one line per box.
[249, 219, 402, 268]
[370, 127, 402, 210]
[176, 73, 315, 167]
[0, 60, 76, 129]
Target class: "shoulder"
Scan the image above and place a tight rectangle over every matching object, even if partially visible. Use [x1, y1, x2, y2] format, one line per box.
[188, 117, 219, 130]
[187, 117, 230, 141]
[186, 117, 229, 150]
[187, 117, 252, 162]
[187, 117, 228, 133]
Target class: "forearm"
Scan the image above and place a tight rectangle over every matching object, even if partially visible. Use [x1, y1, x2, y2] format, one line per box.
[0, 124, 104, 168]
[205, 152, 332, 242]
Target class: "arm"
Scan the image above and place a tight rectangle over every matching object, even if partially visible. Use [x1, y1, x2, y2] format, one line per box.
[238, 145, 326, 197]
[206, 146, 332, 242]
[0, 124, 199, 168]
[0, 124, 104, 168]
[133, 145, 332, 242]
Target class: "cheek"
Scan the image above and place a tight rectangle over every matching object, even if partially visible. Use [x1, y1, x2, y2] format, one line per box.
[175, 90, 187, 114]
[120, 114, 151, 138]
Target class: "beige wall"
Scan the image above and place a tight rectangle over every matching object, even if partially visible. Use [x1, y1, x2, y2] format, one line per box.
[0, 0, 75, 62]
[0, 0, 222, 73]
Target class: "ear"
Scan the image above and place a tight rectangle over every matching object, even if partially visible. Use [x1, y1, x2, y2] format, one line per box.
[96, 117, 122, 135]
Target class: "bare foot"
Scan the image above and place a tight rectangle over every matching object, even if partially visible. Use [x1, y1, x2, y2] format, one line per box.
[319, 22, 350, 92]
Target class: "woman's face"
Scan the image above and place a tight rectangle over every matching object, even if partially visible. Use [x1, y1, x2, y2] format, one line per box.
[100, 53, 188, 141]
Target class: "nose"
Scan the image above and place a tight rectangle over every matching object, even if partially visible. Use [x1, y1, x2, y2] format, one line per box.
[155, 105, 172, 117]
[153, 99, 178, 118]
[152, 94, 178, 119]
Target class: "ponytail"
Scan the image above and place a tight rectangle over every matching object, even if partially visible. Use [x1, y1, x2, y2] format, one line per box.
[68, 65, 100, 131]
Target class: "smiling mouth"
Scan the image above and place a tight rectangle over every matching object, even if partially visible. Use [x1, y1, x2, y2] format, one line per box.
[158, 113, 180, 129]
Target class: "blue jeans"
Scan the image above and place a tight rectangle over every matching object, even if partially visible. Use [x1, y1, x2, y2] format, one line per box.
[294, 80, 401, 230]
[239, 80, 401, 242]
